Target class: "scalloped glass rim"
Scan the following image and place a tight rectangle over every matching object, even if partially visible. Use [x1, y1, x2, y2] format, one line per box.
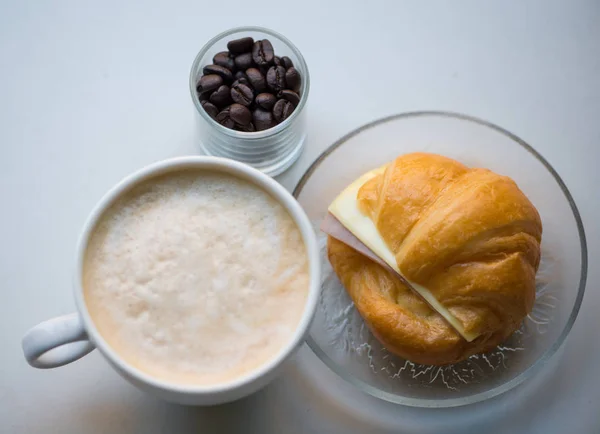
[293, 111, 587, 407]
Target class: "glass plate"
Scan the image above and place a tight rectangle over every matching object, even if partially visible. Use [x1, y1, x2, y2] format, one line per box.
[293, 111, 587, 407]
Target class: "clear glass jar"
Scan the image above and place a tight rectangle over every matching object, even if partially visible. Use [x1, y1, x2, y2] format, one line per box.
[189, 26, 310, 177]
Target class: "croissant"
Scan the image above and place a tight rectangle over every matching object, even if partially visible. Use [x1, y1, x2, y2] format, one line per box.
[326, 153, 542, 365]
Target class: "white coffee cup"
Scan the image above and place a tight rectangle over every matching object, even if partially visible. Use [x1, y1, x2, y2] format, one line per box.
[21, 156, 321, 405]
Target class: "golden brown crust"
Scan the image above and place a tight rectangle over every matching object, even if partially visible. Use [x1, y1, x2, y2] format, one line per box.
[328, 152, 542, 365]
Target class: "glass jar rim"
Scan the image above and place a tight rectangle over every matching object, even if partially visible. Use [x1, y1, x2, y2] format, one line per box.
[189, 26, 310, 138]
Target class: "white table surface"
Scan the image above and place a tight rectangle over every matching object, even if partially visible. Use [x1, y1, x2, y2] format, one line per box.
[1, 0, 599, 432]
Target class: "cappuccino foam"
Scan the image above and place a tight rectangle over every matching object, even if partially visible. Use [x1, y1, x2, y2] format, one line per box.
[83, 170, 309, 385]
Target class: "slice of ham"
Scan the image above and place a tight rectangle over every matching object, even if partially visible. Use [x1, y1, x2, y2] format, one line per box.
[321, 212, 449, 316]
[320, 212, 415, 288]
[321, 212, 470, 339]
[321, 213, 391, 270]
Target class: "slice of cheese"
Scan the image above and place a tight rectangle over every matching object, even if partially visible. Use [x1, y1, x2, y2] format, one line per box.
[328, 167, 477, 342]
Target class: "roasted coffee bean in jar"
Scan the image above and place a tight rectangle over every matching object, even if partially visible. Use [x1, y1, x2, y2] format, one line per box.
[195, 38, 303, 133]
[190, 27, 310, 177]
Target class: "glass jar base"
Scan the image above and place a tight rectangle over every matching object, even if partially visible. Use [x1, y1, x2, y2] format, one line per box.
[199, 134, 306, 177]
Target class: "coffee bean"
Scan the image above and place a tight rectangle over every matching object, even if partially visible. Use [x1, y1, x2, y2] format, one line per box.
[201, 101, 219, 119]
[285, 67, 301, 92]
[258, 65, 270, 76]
[203, 64, 233, 82]
[234, 52, 253, 70]
[273, 56, 282, 67]
[235, 122, 255, 132]
[266, 66, 286, 92]
[213, 51, 236, 71]
[234, 70, 248, 81]
[253, 108, 275, 131]
[232, 78, 248, 88]
[252, 40, 274, 66]
[246, 68, 266, 92]
[229, 103, 252, 126]
[209, 85, 232, 107]
[280, 89, 300, 107]
[281, 56, 294, 69]
[197, 74, 223, 94]
[227, 37, 254, 54]
[255, 92, 277, 110]
[273, 99, 295, 123]
[230, 83, 254, 106]
[216, 107, 235, 128]
[232, 72, 248, 88]
[197, 90, 213, 101]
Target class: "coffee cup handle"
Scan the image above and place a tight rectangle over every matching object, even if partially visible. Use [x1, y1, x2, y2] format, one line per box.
[22, 313, 95, 369]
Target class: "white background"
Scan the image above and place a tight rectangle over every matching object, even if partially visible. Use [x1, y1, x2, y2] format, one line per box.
[1, 0, 598, 432]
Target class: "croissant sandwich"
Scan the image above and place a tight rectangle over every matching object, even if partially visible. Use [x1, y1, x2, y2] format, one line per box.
[323, 152, 542, 365]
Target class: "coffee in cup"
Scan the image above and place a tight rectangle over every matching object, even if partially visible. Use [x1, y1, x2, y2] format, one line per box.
[83, 169, 309, 386]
